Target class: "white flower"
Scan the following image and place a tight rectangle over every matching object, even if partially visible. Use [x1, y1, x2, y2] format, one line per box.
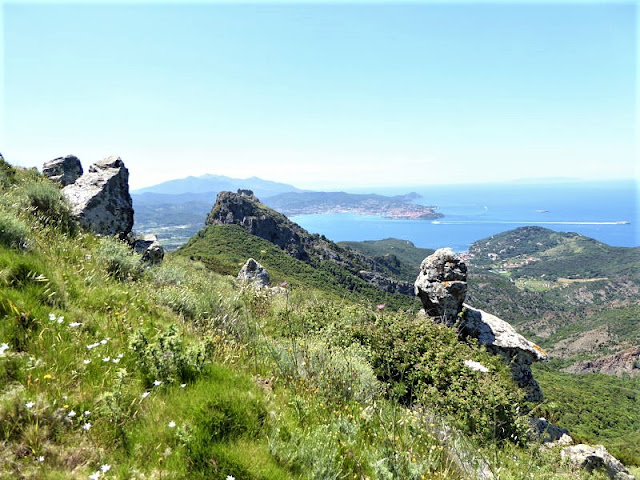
[83, 422, 92, 431]
[48, 313, 56, 321]
[37, 456, 44, 462]
[112, 358, 120, 364]
[84, 410, 91, 416]
[168, 421, 176, 428]
[141, 391, 150, 399]
[153, 380, 162, 386]
[57, 317, 64, 324]
[68, 322, 82, 328]
[83, 359, 91, 365]
[68, 410, 76, 418]
[226, 476, 236, 480]
[86, 343, 100, 350]
[116, 353, 124, 358]
[180, 384, 186, 388]
[0, 343, 9, 356]
[100, 339, 108, 345]
[25, 401, 34, 409]
[89, 472, 100, 480]
[100, 464, 111, 473]
[464, 360, 489, 373]
[102, 357, 111, 363]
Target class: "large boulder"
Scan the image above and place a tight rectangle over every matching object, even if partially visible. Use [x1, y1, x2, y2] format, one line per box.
[561, 444, 635, 480]
[237, 258, 270, 287]
[415, 248, 547, 401]
[132, 234, 164, 264]
[62, 156, 134, 237]
[414, 248, 467, 325]
[43, 155, 83, 186]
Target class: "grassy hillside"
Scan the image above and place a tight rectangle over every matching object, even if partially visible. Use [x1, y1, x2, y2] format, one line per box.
[339, 238, 435, 283]
[0, 158, 635, 478]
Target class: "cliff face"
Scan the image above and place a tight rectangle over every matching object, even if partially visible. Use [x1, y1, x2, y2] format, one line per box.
[206, 190, 413, 295]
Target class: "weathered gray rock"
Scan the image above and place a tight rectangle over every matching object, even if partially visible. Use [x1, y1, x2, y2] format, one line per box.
[530, 416, 572, 445]
[62, 156, 133, 237]
[238, 258, 270, 287]
[133, 234, 164, 264]
[561, 444, 635, 480]
[414, 248, 467, 325]
[415, 248, 547, 402]
[461, 305, 547, 401]
[43, 155, 83, 186]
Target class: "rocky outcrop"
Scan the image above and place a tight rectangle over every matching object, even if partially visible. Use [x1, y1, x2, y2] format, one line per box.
[529, 416, 572, 445]
[414, 248, 467, 324]
[566, 346, 640, 378]
[415, 248, 547, 401]
[133, 234, 164, 264]
[206, 190, 412, 295]
[43, 155, 83, 186]
[62, 156, 134, 237]
[561, 444, 636, 480]
[238, 258, 270, 287]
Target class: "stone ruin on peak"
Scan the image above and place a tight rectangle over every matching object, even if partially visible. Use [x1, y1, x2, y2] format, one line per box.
[414, 247, 547, 402]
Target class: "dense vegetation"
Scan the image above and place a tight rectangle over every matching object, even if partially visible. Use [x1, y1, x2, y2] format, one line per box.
[1, 157, 629, 478]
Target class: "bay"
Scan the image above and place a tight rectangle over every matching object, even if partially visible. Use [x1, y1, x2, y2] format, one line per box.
[291, 181, 639, 251]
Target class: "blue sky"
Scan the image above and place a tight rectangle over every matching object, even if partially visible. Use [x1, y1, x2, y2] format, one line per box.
[1, 1, 636, 190]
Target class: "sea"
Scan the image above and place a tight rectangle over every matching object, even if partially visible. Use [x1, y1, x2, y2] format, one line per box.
[290, 181, 639, 252]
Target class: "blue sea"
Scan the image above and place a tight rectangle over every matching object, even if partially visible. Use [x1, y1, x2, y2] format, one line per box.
[291, 181, 639, 252]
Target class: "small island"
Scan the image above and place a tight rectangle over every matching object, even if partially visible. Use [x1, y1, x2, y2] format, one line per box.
[262, 191, 443, 220]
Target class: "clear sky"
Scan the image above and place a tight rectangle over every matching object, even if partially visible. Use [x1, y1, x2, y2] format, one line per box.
[1, 0, 637, 190]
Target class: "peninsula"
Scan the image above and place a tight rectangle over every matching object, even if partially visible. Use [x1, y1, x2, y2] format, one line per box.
[263, 191, 443, 220]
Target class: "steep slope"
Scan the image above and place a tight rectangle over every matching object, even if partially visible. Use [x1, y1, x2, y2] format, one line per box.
[203, 190, 415, 296]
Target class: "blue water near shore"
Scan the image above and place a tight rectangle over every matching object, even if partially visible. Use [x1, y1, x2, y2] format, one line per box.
[291, 181, 639, 252]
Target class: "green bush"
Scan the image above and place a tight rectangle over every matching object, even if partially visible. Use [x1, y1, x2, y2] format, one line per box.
[0, 154, 16, 187]
[0, 213, 30, 249]
[18, 180, 75, 233]
[129, 324, 213, 386]
[97, 237, 142, 280]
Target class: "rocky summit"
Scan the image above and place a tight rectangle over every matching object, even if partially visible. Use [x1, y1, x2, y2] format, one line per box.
[42, 155, 83, 186]
[60, 156, 134, 237]
[415, 248, 547, 401]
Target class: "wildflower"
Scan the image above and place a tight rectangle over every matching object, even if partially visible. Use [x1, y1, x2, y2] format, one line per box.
[89, 472, 100, 480]
[43, 374, 52, 380]
[57, 316, 64, 324]
[83, 359, 91, 365]
[100, 464, 111, 473]
[100, 339, 108, 345]
[68, 322, 82, 328]
[464, 360, 489, 373]
[116, 353, 124, 358]
[0, 343, 9, 356]
[102, 357, 111, 362]
[48, 313, 56, 321]
[227, 476, 236, 480]
[83, 422, 92, 431]
[141, 391, 150, 399]
[84, 410, 91, 416]
[112, 358, 120, 364]
[280, 281, 289, 288]
[86, 343, 100, 350]
[25, 401, 34, 409]
[168, 421, 176, 428]
[68, 410, 76, 418]
[37, 456, 44, 462]
[376, 304, 386, 310]
[153, 380, 162, 386]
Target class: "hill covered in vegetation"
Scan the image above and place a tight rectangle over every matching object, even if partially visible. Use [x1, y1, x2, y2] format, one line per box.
[0, 156, 638, 478]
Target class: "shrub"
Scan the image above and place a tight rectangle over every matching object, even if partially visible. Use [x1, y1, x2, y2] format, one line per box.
[0, 213, 30, 249]
[97, 237, 142, 280]
[18, 180, 75, 233]
[129, 324, 213, 386]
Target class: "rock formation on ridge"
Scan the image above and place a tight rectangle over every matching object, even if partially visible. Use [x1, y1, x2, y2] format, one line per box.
[561, 444, 635, 480]
[133, 234, 165, 264]
[415, 248, 547, 401]
[206, 190, 413, 295]
[60, 156, 134, 237]
[237, 258, 270, 287]
[43, 155, 83, 186]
